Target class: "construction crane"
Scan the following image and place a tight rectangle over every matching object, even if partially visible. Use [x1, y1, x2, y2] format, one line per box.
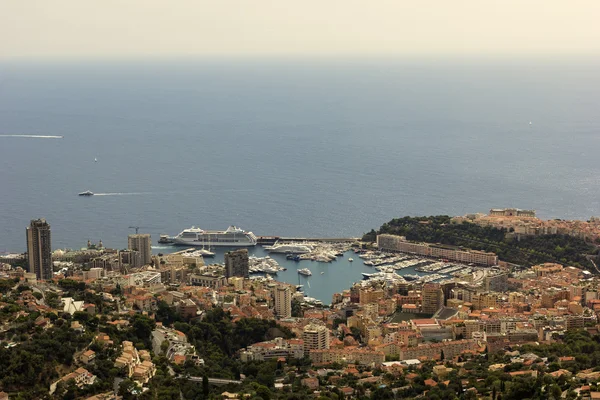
[128, 226, 153, 234]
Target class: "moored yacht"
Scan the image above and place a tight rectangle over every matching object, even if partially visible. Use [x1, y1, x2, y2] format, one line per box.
[264, 242, 312, 254]
[298, 268, 312, 276]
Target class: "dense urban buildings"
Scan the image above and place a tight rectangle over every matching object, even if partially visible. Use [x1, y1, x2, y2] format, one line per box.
[26, 218, 53, 280]
[127, 234, 152, 266]
[454, 207, 600, 242]
[224, 248, 249, 278]
[6, 216, 600, 399]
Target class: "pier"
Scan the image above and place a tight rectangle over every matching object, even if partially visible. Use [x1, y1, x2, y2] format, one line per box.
[257, 236, 360, 245]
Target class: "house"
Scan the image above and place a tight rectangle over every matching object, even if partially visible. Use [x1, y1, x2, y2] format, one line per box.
[0, 392, 8, 400]
[80, 350, 96, 365]
[84, 392, 120, 400]
[95, 333, 114, 346]
[132, 360, 156, 384]
[50, 367, 97, 394]
[424, 378, 438, 387]
[301, 377, 319, 390]
[71, 321, 85, 333]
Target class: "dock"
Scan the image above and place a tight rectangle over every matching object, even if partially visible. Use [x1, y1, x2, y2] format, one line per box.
[257, 236, 360, 245]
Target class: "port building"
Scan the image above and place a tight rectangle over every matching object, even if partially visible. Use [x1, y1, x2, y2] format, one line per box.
[377, 234, 497, 266]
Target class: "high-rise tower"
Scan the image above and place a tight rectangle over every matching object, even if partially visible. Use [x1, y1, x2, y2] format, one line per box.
[128, 234, 152, 266]
[274, 286, 292, 318]
[26, 218, 52, 280]
[224, 248, 249, 278]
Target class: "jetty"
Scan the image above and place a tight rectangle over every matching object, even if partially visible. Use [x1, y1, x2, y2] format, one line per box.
[257, 236, 360, 245]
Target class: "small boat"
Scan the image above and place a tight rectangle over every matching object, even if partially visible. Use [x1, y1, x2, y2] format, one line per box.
[320, 271, 325, 275]
[94, 157, 98, 162]
[198, 249, 215, 258]
[348, 258, 354, 262]
[78, 191, 94, 196]
[158, 234, 174, 244]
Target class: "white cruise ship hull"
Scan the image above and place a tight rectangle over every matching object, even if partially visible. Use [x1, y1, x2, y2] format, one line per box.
[172, 225, 257, 247]
[172, 238, 255, 247]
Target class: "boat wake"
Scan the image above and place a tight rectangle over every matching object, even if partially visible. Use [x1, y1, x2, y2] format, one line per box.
[0, 134, 64, 139]
[94, 192, 153, 196]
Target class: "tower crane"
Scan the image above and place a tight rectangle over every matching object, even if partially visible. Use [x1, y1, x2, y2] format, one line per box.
[128, 226, 153, 234]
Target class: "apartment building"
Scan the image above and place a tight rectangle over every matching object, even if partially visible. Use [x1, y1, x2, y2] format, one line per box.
[309, 348, 385, 366]
[303, 323, 330, 356]
[377, 234, 498, 266]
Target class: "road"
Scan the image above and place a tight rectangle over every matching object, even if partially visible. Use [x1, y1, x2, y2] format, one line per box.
[180, 376, 242, 386]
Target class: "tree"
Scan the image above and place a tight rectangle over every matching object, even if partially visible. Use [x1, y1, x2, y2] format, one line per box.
[291, 299, 303, 318]
[202, 375, 209, 397]
[550, 384, 562, 400]
[440, 350, 445, 361]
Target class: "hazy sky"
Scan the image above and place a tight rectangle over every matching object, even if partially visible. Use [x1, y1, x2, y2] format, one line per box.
[2, 0, 600, 60]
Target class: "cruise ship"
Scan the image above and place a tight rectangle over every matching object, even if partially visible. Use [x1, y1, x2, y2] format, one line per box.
[171, 226, 257, 247]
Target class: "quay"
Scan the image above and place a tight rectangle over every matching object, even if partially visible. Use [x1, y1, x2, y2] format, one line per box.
[257, 236, 360, 245]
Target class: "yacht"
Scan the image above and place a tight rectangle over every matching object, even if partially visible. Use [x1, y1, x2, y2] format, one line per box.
[182, 248, 215, 258]
[158, 234, 174, 244]
[348, 257, 354, 262]
[172, 225, 257, 247]
[264, 242, 312, 254]
[78, 190, 94, 196]
[298, 268, 312, 276]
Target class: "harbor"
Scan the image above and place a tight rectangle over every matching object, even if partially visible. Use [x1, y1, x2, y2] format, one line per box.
[153, 241, 499, 303]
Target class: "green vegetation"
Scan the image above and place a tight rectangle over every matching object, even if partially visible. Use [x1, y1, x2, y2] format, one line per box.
[364, 215, 598, 268]
[0, 278, 18, 294]
[163, 308, 294, 380]
[0, 324, 93, 396]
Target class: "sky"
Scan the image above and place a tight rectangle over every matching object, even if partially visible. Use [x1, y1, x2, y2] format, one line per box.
[2, 0, 600, 60]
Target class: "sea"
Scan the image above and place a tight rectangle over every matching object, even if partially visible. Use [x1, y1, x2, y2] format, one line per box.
[1, 57, 599, 301]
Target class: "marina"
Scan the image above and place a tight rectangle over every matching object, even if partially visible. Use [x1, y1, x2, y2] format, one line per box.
[248, 255, 283, 274]
[153, 242, 496, 302]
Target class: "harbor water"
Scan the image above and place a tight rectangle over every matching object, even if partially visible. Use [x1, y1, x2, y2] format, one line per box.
[155, 245, 434, 303]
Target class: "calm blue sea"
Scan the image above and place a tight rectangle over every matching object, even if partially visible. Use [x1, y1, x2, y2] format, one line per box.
[1, 57, 600, 255]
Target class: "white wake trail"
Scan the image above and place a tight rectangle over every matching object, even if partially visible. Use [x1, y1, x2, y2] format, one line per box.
[0, 134, 64, 139]
[93, 192, 153, 196]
